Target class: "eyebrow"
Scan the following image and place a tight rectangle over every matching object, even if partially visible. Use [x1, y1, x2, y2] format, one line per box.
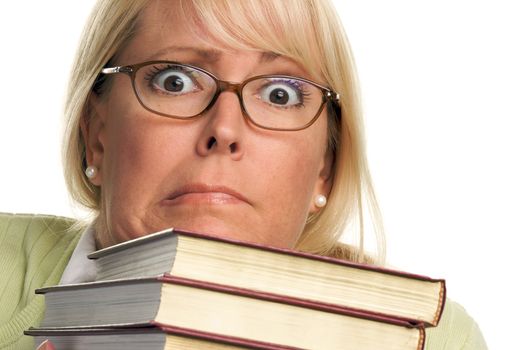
[147, 45, 281, 63]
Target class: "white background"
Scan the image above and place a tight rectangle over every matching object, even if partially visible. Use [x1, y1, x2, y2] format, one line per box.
[1, 1, 526, 348]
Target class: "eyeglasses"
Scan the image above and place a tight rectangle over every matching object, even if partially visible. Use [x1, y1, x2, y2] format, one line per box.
[100, 60, 340, 131]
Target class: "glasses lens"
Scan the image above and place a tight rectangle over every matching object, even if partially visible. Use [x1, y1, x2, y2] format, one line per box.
[134, 63, 216, 117]
[242, 77, 324, 130]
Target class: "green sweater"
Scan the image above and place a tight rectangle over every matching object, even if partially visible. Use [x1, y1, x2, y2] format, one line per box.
[0, 213, 487, 349]
[0, 213, 81, 349]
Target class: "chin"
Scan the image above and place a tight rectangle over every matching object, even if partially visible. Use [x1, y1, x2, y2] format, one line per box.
[165, 220, 277, 247]
[171, 220, 251, 242]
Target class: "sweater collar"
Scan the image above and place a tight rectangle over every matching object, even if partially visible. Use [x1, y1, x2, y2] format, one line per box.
[58, 222, 97, 285]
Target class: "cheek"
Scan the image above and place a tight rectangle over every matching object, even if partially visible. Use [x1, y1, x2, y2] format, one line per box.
[282, 144, 321, 199]
[101, 103, 192, 219]
[107, 119, 171, 173]
[281, 120, 328, 191]
[254, 125, 328, 217]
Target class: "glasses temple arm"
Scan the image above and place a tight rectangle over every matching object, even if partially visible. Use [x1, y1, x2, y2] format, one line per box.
[101, 66, 133, 75]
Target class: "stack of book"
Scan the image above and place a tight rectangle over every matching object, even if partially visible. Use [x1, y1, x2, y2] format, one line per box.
[26, 229, 446, 349]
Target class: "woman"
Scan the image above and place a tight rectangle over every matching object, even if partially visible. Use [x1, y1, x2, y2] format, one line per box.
[0, 0, 486, 349]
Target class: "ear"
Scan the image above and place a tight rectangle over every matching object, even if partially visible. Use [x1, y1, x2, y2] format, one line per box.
[309, 148, 334, 214]
[80, 93, 107, 186]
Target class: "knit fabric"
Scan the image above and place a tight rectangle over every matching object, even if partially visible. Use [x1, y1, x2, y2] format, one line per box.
[0, 213, 82, 349]
[426, 299, 487, 349]
[0, 213, 486, 349]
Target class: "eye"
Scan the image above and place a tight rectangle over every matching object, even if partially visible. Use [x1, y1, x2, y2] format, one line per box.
[258, 79, 306, 108]
[147, 65, 200, 95]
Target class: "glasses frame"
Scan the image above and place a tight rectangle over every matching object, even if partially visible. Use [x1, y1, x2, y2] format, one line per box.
[101, 60, 340, 131]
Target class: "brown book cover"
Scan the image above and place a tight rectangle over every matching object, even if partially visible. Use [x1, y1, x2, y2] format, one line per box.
[88, 228, 446, 326]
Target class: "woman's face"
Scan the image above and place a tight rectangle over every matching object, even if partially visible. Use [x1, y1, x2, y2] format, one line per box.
[86, 2, 333, 248]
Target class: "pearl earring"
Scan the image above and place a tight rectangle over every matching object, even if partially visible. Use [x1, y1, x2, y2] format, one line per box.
[85, 165, 98, 179]
[314, 194, 327, 208]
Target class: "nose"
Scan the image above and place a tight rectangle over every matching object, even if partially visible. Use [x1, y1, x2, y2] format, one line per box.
[195, 88, 245, 160]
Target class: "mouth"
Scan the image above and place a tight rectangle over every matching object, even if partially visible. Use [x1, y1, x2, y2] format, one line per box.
[163, 183, 250, 206]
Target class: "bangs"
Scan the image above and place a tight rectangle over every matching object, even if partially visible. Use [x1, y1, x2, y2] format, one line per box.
[178, 0, 325, 82]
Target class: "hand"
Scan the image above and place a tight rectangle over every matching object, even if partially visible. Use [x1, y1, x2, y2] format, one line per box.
[36, 339, 56, 350]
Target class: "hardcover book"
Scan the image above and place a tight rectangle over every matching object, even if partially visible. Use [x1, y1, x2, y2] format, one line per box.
[88, 228, 446, 326]
[26, 325, 301, 350]
[35, 275, 426, 350]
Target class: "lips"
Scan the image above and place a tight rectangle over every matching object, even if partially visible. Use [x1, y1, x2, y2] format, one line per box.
[164, 183, 249, 205]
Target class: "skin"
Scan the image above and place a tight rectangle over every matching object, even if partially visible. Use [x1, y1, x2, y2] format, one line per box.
[83, 1, 333, 250]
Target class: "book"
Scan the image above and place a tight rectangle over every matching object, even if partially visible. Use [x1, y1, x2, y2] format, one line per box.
[26, 324, 301, 350]
[35, 275, 426, 350]
[88, 228, 446, 327]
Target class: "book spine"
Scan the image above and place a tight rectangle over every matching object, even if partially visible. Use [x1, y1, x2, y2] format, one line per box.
[431, 281, 447, 326]
[418, 327, 426, 350]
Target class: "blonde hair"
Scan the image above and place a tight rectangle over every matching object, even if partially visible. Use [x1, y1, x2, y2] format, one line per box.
[63, 0, 386, 265]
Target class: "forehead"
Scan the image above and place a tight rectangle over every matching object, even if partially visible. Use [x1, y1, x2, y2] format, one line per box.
[116, 0, 320, 79]
[133, 1, 252, 54]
